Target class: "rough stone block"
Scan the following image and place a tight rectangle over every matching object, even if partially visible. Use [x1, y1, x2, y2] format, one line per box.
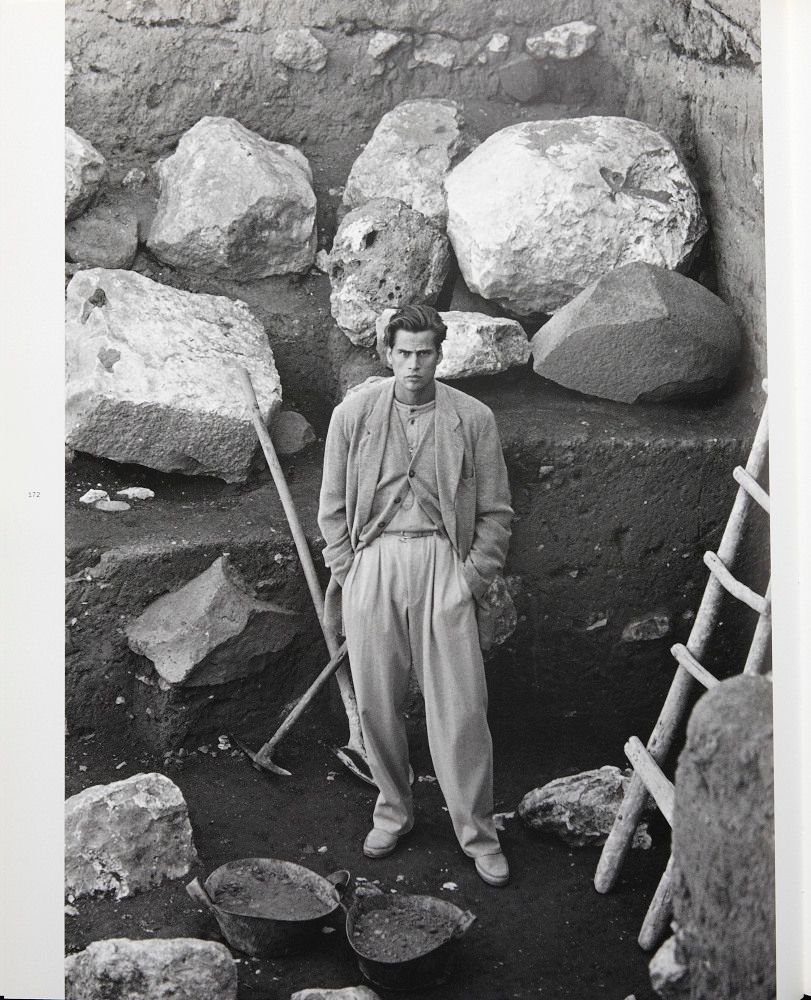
[530, 263, 741, 403]
[292, 989, 381, 1000]
[376, 309, 530, 379]
[147, 116, 316, 279]
[342, 99, 472, 224]
[65, 772, 198, 899]
[65, 268, 281, 482]
[328, 199, 450, 347]
[648, 934, 690, 999]
[498, 55, 544, 103]
[446, 117, 707, 316]
[672, 674, 775, 999]
[65, 937, 237, 1000]
[272, 28, 327, 71]
[65, 127, 107, 220]
[126, 554, 300, 686]
[519, 765, 651, 847]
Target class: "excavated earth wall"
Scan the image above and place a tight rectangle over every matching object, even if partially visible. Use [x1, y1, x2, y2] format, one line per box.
[64, 0, 769, 748]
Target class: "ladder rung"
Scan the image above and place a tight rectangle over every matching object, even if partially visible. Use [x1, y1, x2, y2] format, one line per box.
[670, 643, 720, 689]
[624, 736, 675, 827]
[732, 466, 770, 514]
[703, 551, 770, 615]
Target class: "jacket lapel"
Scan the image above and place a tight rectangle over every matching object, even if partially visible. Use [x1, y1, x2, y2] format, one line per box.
[355, 378, 394, 533]
[434, 381, 463, 549]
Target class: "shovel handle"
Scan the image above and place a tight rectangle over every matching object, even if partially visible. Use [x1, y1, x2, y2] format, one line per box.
[237, 367, 333, 652]
[186, 877, 217, 915]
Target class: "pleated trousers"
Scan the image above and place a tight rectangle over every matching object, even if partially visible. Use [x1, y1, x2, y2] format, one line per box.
[341, 532, 501, 858]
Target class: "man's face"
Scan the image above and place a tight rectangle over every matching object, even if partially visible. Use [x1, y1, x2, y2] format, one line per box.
[387, 328, 442, 404]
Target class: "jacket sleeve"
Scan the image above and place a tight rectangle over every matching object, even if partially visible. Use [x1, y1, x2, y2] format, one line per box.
[318, 406, 355, 586]
[461, 410, 513, 599]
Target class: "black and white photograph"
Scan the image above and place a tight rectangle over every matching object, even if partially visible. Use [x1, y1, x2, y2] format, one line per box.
[1, 1, 809, 998]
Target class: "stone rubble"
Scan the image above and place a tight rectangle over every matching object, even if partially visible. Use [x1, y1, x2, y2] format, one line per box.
[116, 487, 155, 500]
[65, 268, 282, 482]
[94, 499, 131, 512]
[446, 116, 707, 315]
[65, 127, 107, 220]
[272, 28, 328, 72]
[65, 772, 198, 899]
[621, 610, 673, 642]
[127, 554, 300, 687]
[342, 99, 472, 225]
[526, 21, 600, 60]
[328, 198, 451, 347]
[376, 308, 530, 379]
[518, 765, 652, 848]
[147, 116, 317, 279]
[530, 262, 741, 403]
[64, 937, 237, 1000]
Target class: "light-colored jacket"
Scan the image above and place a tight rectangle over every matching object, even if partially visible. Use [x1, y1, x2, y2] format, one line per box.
[318, 377, 513, 622]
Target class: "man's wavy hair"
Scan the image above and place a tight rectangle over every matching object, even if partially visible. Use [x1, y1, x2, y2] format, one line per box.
[384, 304, 447, 352]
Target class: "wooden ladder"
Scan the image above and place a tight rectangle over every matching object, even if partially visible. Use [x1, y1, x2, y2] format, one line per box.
[593, 381, 771, 950]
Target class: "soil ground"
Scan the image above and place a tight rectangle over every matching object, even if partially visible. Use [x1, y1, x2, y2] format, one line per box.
[66, 670, 668, 1000]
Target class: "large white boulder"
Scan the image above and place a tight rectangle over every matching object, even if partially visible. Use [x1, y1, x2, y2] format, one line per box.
[328, 199, 450, 347]
[65, 268, 281, 482]
[518, 765, 652, 848]
[530, 262, 741, 403]
[126, 554, 300, 686]
[446, 116, 707, 315]
[147, 116, 316, 279]
[376, 309, 530, 379]
[65, 773, 198, 899]
[65, 127, 107, 220]
[65, 938, 237, 1000]
[342, 99, 472, 224]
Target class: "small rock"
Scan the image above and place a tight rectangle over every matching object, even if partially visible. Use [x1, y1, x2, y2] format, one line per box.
[79, 489, 108, 504]
[368, 31, 404, 60]
[649, 935, 690, 998]
[621, 611, 672, 642]
[122, 167, 147, 187]
[116, 487, 155, 500]
[487, 33, 510, 53]
[65, 904, 79, 917]
[413, 35, 457, 69]
[66, 202, 138, 269]
[441, 882, 458, 891]
[417, 774, 437, 783]
[498, 55, 543, 103]
[494, 811, 515, 830]
[537, 465, 554, 480]
[526, 21, 599, 60]
[65, 127, 107, 220]
[314, 249, 331, 273]
[271, 410, 317, 456]
[94, 500, 131, 512]
[115, 696, 125, 705]
[65, 773, 198, 899]
[291, 987, 381, 1000]
[273, 28, 327, 72]
[518, 765, 652, 848]
[65, 937, 237, 1000]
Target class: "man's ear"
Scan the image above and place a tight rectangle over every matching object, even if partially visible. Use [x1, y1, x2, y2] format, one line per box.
[386, 346, 393, 368]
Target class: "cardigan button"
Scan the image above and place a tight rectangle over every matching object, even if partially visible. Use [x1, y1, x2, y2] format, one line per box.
[408, 470, 415, 478]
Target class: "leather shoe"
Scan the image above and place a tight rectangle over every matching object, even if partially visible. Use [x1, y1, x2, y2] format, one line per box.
[363, 824, 413, 859]
[474, 851, 510, 886]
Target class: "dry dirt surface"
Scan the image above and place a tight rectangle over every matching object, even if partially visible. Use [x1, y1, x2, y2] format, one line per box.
[66, 676, 666, 1000]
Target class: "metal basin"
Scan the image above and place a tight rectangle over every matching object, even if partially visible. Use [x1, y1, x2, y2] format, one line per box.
[346, 892, 476, 991]
[187, 857, 349, 958]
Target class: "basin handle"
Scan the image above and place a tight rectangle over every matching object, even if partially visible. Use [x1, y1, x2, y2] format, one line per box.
[186, 876, 218, 915]
[452, 910, 477, 939]
[326, 869, 351, 897]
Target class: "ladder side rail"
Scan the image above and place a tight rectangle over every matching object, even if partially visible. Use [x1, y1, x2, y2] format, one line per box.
[743, 582, 772, 676]
[638, 854, 676, 951]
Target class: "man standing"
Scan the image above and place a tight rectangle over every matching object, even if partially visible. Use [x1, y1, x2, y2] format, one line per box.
[318, 304, 513, 886]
